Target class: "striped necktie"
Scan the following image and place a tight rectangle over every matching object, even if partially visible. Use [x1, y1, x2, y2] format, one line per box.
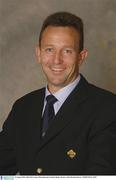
[42, 95, 57, 137]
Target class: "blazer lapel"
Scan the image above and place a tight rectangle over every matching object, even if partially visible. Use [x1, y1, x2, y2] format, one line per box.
[28, 88, 45, 144]
[38, 75, 89, 149]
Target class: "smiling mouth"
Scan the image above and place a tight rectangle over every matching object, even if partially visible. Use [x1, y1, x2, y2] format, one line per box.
[51, 67, 65, 73]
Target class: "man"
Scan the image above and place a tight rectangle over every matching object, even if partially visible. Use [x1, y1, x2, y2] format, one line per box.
[0, 12, 116, 175]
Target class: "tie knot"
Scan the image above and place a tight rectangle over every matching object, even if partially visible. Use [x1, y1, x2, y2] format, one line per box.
[46, 95, 57, 105]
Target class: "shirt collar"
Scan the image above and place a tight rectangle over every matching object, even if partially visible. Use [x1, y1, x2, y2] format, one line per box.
[45, 74, 81, 103]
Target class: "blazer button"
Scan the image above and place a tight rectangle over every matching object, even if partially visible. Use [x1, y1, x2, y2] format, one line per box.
[37, 168, 43, 174]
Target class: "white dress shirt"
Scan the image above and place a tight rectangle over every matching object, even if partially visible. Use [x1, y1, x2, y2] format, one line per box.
[42, 74, 81, 116]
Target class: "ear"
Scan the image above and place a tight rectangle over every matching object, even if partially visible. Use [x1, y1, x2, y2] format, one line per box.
[79, 49, 88, 66]
[35, 46, 41, 63]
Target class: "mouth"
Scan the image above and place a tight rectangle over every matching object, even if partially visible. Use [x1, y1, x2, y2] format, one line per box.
[51, 67, 65, 73]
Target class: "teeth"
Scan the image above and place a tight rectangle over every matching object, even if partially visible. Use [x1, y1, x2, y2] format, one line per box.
[51, 68, 64, 71]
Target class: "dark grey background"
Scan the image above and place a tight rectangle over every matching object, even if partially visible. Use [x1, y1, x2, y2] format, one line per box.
[0, 0, 116, 129]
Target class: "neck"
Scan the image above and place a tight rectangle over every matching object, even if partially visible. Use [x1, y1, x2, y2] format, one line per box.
[47, 75, 80, 94]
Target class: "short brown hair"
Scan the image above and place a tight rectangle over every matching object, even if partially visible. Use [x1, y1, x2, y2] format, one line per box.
[39, 12, 84, 52]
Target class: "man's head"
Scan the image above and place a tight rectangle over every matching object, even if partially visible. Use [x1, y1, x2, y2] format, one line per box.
[36, 12, 88, 93]
[39, 12, 84, 52]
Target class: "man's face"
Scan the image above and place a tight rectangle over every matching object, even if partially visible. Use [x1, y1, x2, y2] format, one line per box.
[36, 26, 87, 93]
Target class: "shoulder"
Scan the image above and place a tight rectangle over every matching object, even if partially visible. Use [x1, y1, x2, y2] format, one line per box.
[88, 83, 116, 105]
[80, 75, 116, 103]
[89, 82, 115, 96]
[80, 76, 116, 136]
[13, 88, 45, 108]
[80, 75, 116, 123]
[87, 83, 116, 124]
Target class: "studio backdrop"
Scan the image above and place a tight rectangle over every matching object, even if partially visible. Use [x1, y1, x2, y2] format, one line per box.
[0, 0, 116, 129]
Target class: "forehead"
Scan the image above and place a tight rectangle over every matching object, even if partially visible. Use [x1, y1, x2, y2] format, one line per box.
[41, 26, 80, 44]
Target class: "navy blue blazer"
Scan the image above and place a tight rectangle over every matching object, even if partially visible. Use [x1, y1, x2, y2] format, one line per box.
[0, 75, 116, 175]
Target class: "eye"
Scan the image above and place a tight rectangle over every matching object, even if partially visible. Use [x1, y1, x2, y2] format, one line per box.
[45, 47, 54, 53]
[63, 49, 73, 54]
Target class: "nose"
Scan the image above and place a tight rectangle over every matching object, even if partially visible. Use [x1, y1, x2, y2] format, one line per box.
[53, 51, 63, 65]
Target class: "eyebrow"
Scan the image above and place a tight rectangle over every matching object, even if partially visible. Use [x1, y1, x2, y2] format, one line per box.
[41, 44, 75, 49]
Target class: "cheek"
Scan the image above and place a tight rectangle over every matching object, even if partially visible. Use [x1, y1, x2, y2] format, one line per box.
[41, 54, 53, 65]
[40, 56, 49, 66]
[66, 57, 78, 69]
